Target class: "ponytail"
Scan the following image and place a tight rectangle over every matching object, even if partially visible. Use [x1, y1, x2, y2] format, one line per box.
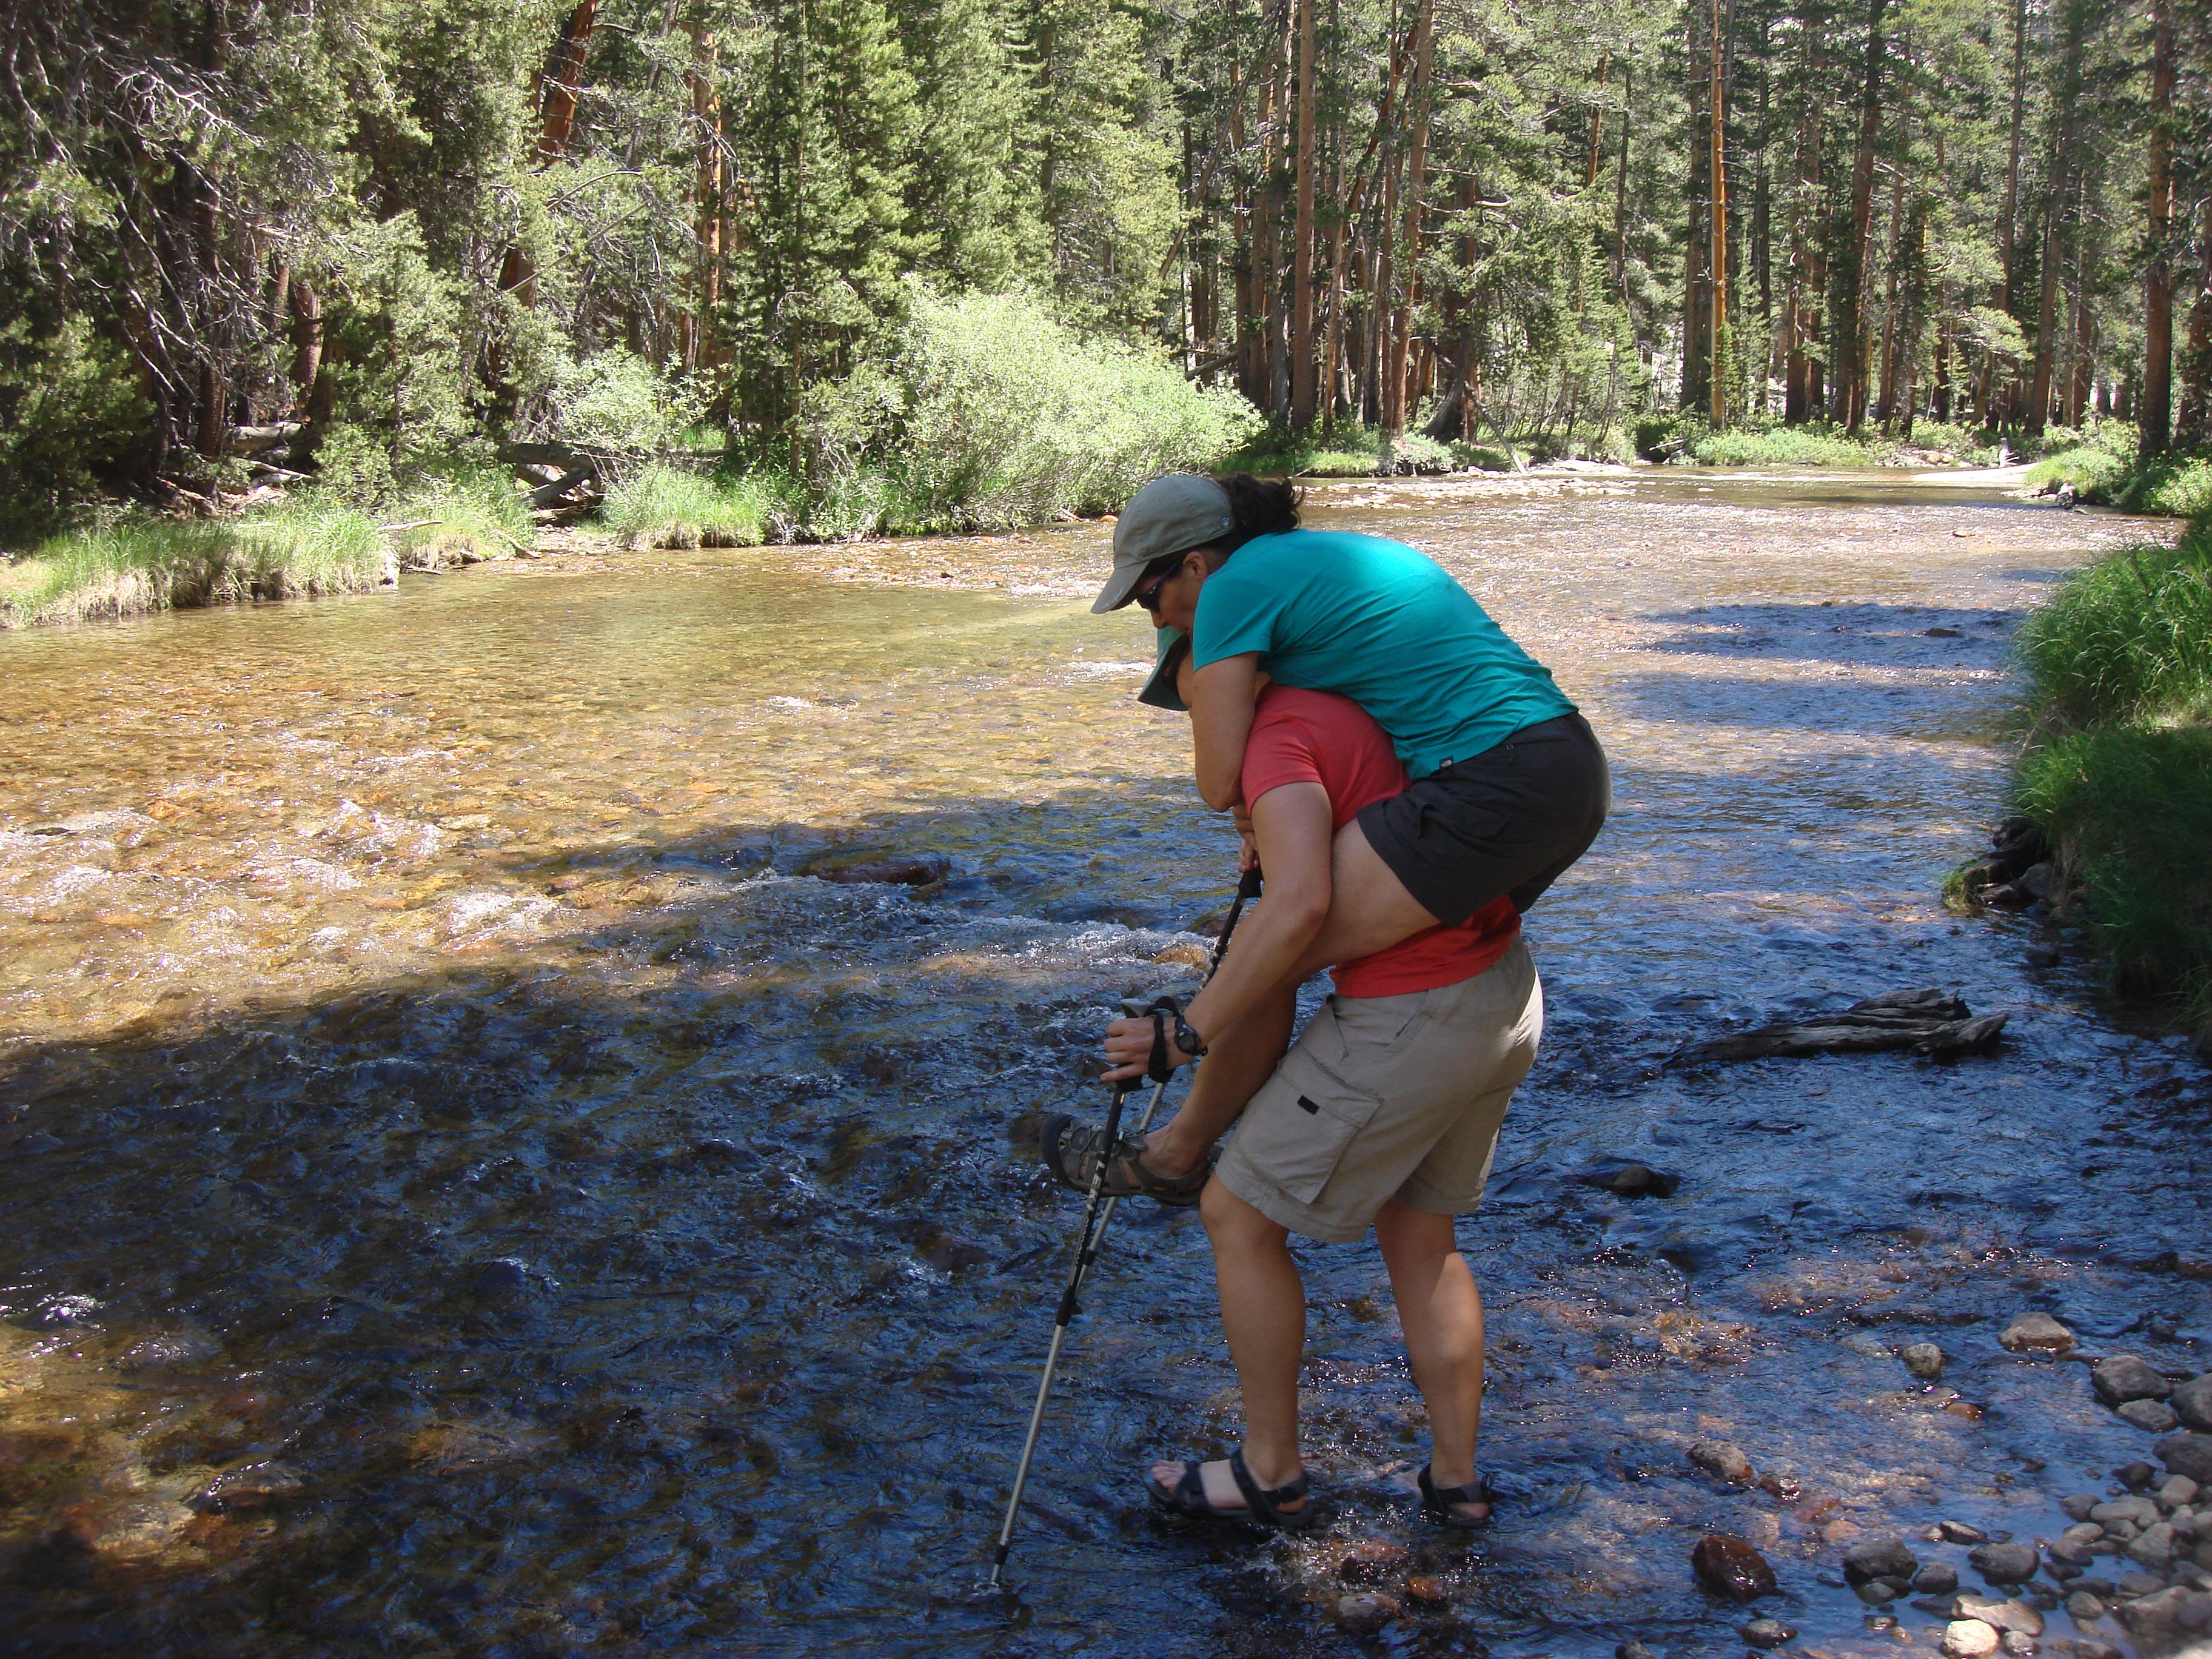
[1210, 474, 1301, 555]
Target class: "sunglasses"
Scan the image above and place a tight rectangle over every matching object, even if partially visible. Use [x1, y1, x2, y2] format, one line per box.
[1133, 556, 1183, 612]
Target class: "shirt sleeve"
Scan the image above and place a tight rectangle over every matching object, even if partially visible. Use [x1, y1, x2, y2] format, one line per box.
[1241, 710, 1326, 807]
[1191, 563, 1285, 669]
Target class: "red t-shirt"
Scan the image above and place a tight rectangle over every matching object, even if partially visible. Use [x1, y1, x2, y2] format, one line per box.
[1240, 685, 1520, 998]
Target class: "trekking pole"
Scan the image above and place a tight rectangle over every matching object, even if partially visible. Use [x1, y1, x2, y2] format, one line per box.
[988, 865, 1262, 1588]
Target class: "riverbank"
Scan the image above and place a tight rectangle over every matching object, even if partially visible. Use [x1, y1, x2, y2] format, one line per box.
[1959, 515, 2212, 1042]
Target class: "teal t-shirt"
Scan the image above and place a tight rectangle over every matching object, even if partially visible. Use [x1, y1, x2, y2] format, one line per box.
[1189, 529, 1575, 779]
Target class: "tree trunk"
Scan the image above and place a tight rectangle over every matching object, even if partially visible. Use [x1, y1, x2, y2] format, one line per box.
[1707, 0, 1729, 427]
[1980, 0, 2026, 433]
[1829, 0, 1886, 430]
[1682, 0, 1711, 414]
[1614, 63, 1633, 308]
[688, 12, 724, 371]
[1381, 0, 1435, 440]
[1290, 0, 1320, 427]
[2142, 0, 2175, 455]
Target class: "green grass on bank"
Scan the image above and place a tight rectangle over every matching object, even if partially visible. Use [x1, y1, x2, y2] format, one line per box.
[1644, 416, 2002, 469]
[389, 467, 536, 568]
[1, 500, 392, 628]
[2008, 520, 2212, 1034]
[602, 466, 771, 549]
[2028, 444, 2212, 519]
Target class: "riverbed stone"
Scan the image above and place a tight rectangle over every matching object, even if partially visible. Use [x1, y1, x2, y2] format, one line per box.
[2057, 1642, 2123, 1659]
[2113, 1586, 2208, 1655]
[2068, 1592, 2108, 1623]
[2121, 1400, 2184, 1434]
[1857, 1578, 1909, 1605]
[2093, 1496, 2159, 1528]
[1945, 1618, 2002, 1657]
[2120, 1572, 2168, 1598]
[2127, 1523, 2177, 1570]
[2000, 1314, 2076, 1355]
[1691, 1440, 1756, 1483]
[2172, 1377, 2212, 1433]
[1617, 1643, 1658, 1659]
[2156, 1433, 2212, 1485]
[1742, 1618, 1795, 1647]
[1954, 1595, 2045, 1636]
[1972, 1543, 2043, 1585]
[1694, 1534, 1778, 1601]
[2000, 1631, 2038, 1656]
[1917, 1563, 1962, 1595]
[2062, 1495, 2102, 1523]
[2121, 1461, 2160, 1492]
[1903, 1342, 1947, 1380]
[1846, 1537, 1922, 1585]
[2095, 1356, 2176, 1407]
[2157, 1476, 2200, 1509]
[1942, 1521, 1991, 1545]
[2064, 1523, 2108, 1547]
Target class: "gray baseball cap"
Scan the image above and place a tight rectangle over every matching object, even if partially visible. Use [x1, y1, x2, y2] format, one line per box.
[1091, 474, 1235, 614]
[1137, 629, 1191, 711]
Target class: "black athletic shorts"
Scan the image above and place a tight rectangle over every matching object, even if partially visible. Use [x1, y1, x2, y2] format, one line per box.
[1355, 712, 1610, 927]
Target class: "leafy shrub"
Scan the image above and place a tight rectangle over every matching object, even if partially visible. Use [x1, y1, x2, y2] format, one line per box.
[2118, 456, 2212, 520]
[2, 501, 390, 627]
[2017, 529, 2212, 726]
[602, 464, 768, 549]
[2024, 444, 2131, 500]
[1898, 421, 2001, 466]
[1687, 425, 1887, 468]
[1633, 414, 1703, 460]
[548, 350, 708, 457]
[800, 286, 1260, 535]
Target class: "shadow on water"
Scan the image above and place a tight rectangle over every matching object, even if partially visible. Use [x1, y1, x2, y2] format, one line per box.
[2, 477, 2208, 1658]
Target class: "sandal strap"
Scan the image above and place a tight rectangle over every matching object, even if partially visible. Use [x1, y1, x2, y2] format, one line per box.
[1228, 1449, 1309, 1519]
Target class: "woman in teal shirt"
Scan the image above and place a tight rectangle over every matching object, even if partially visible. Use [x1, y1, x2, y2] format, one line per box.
[1093, 471, 1607, 1052]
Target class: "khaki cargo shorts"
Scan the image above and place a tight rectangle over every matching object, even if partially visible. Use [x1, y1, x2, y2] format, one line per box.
[1214, 937, 1541, 1244]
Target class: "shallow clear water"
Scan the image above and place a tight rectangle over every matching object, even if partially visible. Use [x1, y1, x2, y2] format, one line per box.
[2, 473, 2205, 1658]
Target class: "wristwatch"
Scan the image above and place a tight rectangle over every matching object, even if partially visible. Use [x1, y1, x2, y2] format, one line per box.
[1173, 1011, 1207, 1057]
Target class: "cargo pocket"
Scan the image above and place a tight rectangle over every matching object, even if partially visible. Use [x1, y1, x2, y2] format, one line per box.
[1248, 1053, 1382, 1205]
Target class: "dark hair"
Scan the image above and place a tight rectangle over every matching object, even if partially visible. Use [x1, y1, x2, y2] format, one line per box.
[1210, 474, 1302, 555]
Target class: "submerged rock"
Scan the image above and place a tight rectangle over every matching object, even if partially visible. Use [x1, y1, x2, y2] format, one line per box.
[1694, 1533, 1778, 1601]
[2094, 1356, 2175, 1407]
[2000, 1313, 2076, 1355]
[1689, 1440, 1755, 1483]
[1845, 1537, 1922, 1585]
[1971, 1542, 2043, 1585]
[2120, 1400, 2183, 1434]
[1954, 1594, 2045, 1635]
[1577, 1158, 1683, 1198]
[2172, 1376, 2212, 1433]
[1903, 1342, 1948, 1380]
[1743, 1618, 1796, 1647]
[1917, 1564, 1963, 1595]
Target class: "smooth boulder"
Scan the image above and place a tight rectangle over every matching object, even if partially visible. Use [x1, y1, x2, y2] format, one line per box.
[2173, 1376, 2212, 1433]
[1693, 1534, 1778, 1602]
[1690, 1440, 1755, 1483]
[1969, 1541, 2042, 1585]
[2157, 1432, 2212, 1486]
[2000, 1313, 2076, 1355]
[2095, 1355, 2176, 1406]
[1845, 1536, 1922, 1585]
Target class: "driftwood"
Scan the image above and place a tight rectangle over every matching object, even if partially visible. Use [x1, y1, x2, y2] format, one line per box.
[526, 465, 597, 509]
[1672, 988, 2008, 1065]
[223, 421, 305, 454]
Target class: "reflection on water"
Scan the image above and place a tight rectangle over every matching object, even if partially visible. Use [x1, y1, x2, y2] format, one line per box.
[1, 475, 2203, 1657]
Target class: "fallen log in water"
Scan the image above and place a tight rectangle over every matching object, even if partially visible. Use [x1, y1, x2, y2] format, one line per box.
[1671, 988, 2008, 1065]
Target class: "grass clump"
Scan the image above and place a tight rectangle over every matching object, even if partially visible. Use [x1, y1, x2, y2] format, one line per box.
[2008, 518, 2212, 1036]
[2, 499, 390, 628]
[602, 465, 770, 549]
[1688, 425, 1883, 468]
[389, 466, 535, 568]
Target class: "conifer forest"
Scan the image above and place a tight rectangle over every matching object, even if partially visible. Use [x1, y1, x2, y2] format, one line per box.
[1, 0, 2208, 540]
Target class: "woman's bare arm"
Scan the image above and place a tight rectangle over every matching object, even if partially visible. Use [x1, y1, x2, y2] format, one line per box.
[1101, 779, 1332, 1081]
[1186, 652, 1261, 811]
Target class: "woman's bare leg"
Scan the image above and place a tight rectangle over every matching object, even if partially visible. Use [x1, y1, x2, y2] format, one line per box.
[1150, 1179, 1307, 1509]
[1373, 1199, 1490, 1520]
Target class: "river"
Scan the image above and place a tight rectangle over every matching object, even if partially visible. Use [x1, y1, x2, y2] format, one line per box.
[1, 472, 2204, 1658]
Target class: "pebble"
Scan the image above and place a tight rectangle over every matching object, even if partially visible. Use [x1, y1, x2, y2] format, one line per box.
[1942, 1521, 1991, 1545]
[2094, 1496, 2160, 1528]
[1954, 1595, 2045, 1635]
[1917, 1563, 1963, 1594]
[1618, 1644, 1659, 1659]
[2120, 1461, 2159, 1491]
[1857, 1579, 1909, 1605]
[1945, 1618, 2002, 1657]
[2120, 1399, 2183, 1433]
[188, 1461, 304, 1513]
[2119, 1571, 2167, 1598]
[2062, 1642, 2123, 1659]
[1337, 1540, 1407, 1583]
[1692, 1440, 1757, 1482]
[1846, 1537, 1922, 1584]
[2173, 1376, 2212, 1433]
[2093, 1355, 2174, 1407]
[2157, 1432, 2212, 1485]
[2066, 1592, 2107, 1622]
[1971, 1542, 2042, 1585]
[2000, 1632, 2037, 1656]
[1332, 1593, 1400, 1632]
[1404, 1575, 1450, 1605]
[1743, 1618, 1796, 1647]
[1903, 1342, 1947, 1380]
[1694, 1534, 1780, 1601]
[2127, 1522, 2177, 1569]
[2062, 1495, 2102, 1523]
[2159, 1475, 2201, 1509]
[2000, 1313, 2076, 1355]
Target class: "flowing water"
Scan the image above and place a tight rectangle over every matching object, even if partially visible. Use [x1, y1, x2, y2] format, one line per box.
[2, 472, 2205, 1658]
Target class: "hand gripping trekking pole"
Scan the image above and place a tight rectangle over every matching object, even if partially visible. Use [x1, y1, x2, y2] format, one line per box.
[988, 865, 1262, 1587]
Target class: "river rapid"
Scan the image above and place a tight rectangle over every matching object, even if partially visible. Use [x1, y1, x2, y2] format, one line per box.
[1, 472, 2205, 1658]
